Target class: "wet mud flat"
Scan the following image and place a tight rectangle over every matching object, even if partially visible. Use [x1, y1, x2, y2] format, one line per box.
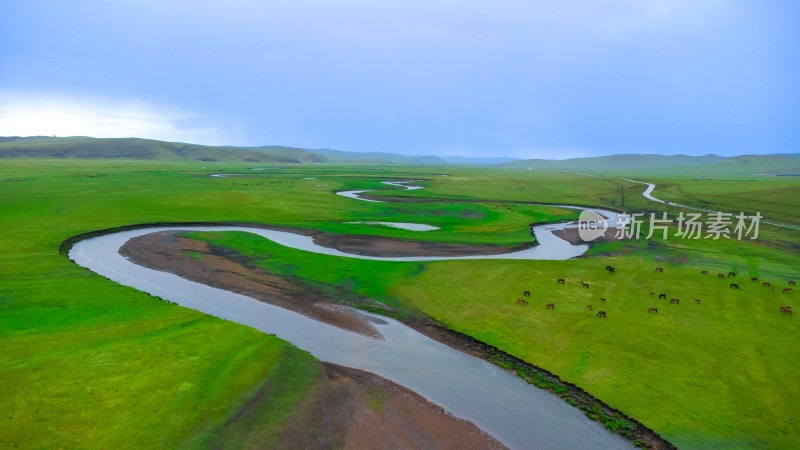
[311, 232, 532, 257]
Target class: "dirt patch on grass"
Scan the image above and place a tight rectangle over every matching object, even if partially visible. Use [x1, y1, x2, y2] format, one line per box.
[311, 232, 532, 257]
[275, 362, 505, 450]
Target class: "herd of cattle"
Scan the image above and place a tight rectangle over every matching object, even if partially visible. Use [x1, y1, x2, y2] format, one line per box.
[515, 266, 795, 317]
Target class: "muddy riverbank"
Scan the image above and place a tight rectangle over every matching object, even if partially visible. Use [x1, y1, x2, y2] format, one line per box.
[120, 232, 383, 338]
[241, 361, 506, 449]
[551, 227, 622, 245]
[70, 225, 635, 449]
[117, 229, 674, 449]
[311, 232, 533, 257]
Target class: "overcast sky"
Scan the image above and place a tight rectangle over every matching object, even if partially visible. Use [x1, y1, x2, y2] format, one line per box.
[1, 0, 798, 158]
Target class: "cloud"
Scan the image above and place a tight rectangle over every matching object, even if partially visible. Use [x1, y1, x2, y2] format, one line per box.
[1, 1, 795, 155]
[0, 92, 230, 144]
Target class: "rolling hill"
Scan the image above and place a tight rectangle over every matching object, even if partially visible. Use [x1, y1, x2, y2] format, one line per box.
[0, 137, 324, 163]
[2, 137, 797, 174]
[311, 148, 447, 164]
[500, 153, 727, 170]
[441, 156, 519, 165]
[697, 154, 800, 176]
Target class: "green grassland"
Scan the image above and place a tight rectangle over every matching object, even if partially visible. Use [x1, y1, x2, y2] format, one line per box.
[394, 242, 799, 448]
[180, 227, 799, 449]
[632, 176, 800, 229]
[501, 153, 799, 176]
[394, 168, 800, 248]
[0, 159, 571, 447]
[2, 158, 799, 448]
[0, 160, 349, 448]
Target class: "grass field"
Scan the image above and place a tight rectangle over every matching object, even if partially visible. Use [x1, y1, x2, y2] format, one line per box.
[394, 243, 799, 448]
[2, 158, 798, 448]
[180, 227, 799, 449]
[395, 168, 800, 249]
[0, 159, 564, 447]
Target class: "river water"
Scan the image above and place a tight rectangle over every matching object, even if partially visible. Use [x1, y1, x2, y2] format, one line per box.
[68, 179, 630, 449]
[344, 221, 441, 231]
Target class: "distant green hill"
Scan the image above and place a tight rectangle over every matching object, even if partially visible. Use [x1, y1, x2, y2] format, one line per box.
[3, 137, 797, 174]
[0, 137, 324, 163]
[311, 148, 446, 164]
[242, 145, 326, 163]
[500, 153, 726, 170]
[696, 154, 800, 176]
[442, 156, 519, 165]
[611, 154, 800, 177]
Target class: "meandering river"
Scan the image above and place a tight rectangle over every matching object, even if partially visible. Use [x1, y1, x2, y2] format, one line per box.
[68, 179, 630, 449]
[574, 172, 800, 232]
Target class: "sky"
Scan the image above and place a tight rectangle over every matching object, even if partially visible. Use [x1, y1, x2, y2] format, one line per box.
[1, 0, 798, 159]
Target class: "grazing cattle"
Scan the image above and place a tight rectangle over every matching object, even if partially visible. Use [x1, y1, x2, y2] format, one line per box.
[659, 293, 667, 299]
[717, 273, 725, 278]
[601, 298, 606, 303]
[586, 305, 593, 310]
[790, 281, 797, 286]
[546, 303, 555, 310]
[655, 267, 663, 272]
[597, 311, 606, 318]
[648, 307, 658, 314]
[784, 288, 793, 293]
[606, 265, 615, 274]
[516, 298, 528, 305]
[780, 306, 792, 315]
[701, 270, 708, 275]
[695, 299, 701, 304]
[730, 283, 739, 289]
[650, 292, 655, 296]
[763, 282, 771, 287]
[523, 290, 531, 297]
[751, 277, 759, 282]
[581, 282, 590, 289]
[557, 278, 565, 284]
[728, 272, 736, 278]
[670, 298, 680, 304]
